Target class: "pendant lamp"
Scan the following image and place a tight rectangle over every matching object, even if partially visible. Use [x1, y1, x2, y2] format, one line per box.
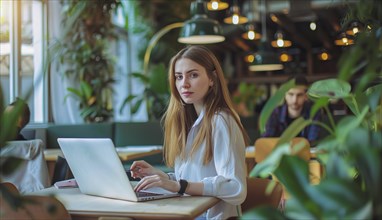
[207, 0, 229, 11]
[249, 0, 283, 72]
[178, 0, 225, 44]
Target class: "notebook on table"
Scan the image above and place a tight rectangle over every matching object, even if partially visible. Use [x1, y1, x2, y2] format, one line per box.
[57, 138, 179, 202]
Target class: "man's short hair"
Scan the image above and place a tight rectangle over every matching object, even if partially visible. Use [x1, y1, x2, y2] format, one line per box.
[288, 74, 309, 87]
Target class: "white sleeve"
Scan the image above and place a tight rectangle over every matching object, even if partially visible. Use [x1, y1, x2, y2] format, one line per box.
[201, 113, 247, 206]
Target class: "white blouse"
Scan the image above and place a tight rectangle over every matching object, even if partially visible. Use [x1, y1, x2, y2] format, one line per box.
[168, 109, 247, 220]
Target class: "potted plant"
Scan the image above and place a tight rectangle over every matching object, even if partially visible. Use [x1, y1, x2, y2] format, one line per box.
[53, 0, 121, 123]
[120, 63, 169, 121]
[243, 0, 382, 219]
[232, 82, 266, 117]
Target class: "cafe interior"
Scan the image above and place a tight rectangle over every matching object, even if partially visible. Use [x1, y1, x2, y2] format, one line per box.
[1, 0, 381, 219]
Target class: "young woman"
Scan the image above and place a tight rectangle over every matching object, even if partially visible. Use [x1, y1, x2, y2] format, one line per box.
[130, 45, 248, 219]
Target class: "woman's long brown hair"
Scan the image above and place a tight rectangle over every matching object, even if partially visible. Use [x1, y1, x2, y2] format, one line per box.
[162, 45, 249, 167]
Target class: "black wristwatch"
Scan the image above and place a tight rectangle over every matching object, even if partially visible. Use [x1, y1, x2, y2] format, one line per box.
[178, 179, 188, 195]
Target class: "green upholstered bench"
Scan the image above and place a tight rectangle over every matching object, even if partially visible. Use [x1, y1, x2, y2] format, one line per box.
[46, 123, 114, 149]
[114, 122, 172, 173]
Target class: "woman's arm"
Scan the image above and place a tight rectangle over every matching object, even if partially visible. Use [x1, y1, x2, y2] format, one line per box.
[201, 113, 247, 205]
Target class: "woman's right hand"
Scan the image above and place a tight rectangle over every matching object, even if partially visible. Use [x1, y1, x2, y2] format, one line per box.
[129, 160, 167, 179]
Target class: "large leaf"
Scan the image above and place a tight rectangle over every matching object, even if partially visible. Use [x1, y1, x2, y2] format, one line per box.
[273, 156, 319, 215]
[308, 78, 351, 99]
[131, 72, 150, 84]
[278, 117, 312, 145]
[249, 144, 290, 178]
[365, 83, 382, 112]
[241, 206, 285, 220]
[119, 95, 139, 114]
[310, 97, 329, 119]
[346, 128, 381, 199]
[259, 79, 295, 133]
[335, 108, 368, 143]
[303, 178, 370, 218]
[325, 151, 355, 179]
[80, 81, 93, 100]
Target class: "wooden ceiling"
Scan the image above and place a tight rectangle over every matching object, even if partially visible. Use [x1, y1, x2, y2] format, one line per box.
[205, 0, 357, 77]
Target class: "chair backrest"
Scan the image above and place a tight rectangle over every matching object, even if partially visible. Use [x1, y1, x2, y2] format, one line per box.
[254, 137, 310, 163]
[51, 156, 71, 185]
[241, 177, 283, 213]
[1, 139, 50, 193]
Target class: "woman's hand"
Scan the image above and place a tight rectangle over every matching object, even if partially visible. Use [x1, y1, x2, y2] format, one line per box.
[129, 160, 167, 179]
[134, 174, 180, 193]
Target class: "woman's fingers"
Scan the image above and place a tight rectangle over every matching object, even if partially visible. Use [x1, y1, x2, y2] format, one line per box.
[134, 175, 164, 192]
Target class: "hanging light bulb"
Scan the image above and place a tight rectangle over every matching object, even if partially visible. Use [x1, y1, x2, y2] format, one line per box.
[224, 0, 248, 25]
[317, 50, 332, 61]
[310, 21, 317, 31]
[271, 30, 292, 48]
[279, 51, 292, 62]
[346, 21, 362, 36]
[242, 23, 261, 40]
[207, 0, 229, 11]
[334, 32, 354, 46]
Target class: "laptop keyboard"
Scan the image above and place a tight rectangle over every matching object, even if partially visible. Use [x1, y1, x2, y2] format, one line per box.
[136, 191, 161, 197]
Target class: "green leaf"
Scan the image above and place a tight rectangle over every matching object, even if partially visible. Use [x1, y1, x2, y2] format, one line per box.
[365, 83, 382, 112]
[325, 151, 355, 179]
[308, 78, 351, 99]
[306, 178, 369, 215]
[335, 108, 368, 141]
[274, 156, 318, 214]
[131, 99, 144, 114]
[249, 144, 290, 178]
[278, 117, 312, 145]
[259, 79, 295, 133]
[119, 95, 138, 114]
[241, 206, 285, 220]
[80, 81, 93, 100]
[131, 72, 150, 84]
[310, 97, 329, 119]
[66, 87, 82, 98]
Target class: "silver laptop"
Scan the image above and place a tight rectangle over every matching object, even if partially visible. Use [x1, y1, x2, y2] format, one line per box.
[57, 138, 179, 202]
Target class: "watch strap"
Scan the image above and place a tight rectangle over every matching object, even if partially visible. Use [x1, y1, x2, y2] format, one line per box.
[178, 179, 188, 195]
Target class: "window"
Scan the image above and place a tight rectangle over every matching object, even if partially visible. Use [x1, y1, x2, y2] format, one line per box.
[0, 0, 47, 123]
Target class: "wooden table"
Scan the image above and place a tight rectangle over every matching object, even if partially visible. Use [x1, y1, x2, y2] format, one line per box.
[30, 187, 220, 220]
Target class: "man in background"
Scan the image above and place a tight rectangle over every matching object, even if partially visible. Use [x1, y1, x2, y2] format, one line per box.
[262, 75, 322, 144]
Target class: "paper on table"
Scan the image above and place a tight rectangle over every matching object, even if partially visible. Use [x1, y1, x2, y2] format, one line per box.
[116, 145, 163, 153]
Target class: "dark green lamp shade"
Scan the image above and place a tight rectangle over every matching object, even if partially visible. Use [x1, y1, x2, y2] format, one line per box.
[178, 16, 225, 44]
[178, 1, 225, 44]
[249, 41, 283, 71]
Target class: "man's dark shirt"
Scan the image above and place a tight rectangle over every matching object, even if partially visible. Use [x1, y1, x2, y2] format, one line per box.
[262, 102, 322, 143]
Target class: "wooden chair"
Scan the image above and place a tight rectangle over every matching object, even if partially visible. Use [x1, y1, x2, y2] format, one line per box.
[0, 182, 71, 219]
[254, 137, 311, 163]
[254, 137, 312, 200]
[241, 178, 283, 213]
